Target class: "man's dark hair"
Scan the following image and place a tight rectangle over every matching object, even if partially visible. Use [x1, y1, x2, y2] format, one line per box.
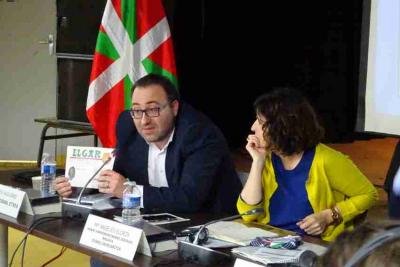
[254, 87, 324, 156]
[133, 74, 180, 102]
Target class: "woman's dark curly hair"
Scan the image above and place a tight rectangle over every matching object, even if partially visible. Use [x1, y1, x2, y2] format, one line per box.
[254, 87, 324, 156]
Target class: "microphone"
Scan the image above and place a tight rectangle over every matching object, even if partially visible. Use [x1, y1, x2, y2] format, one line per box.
[62, 150, 115, 221]
[178, 208, 264, 266]
[75, 152, 114, 205]
[192, 207, 264, 245]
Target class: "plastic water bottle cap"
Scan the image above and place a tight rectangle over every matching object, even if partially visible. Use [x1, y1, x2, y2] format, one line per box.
[124, 181, 136, 186]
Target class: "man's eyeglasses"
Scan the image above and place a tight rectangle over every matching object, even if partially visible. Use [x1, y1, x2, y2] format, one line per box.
[130, 103, 170, 119]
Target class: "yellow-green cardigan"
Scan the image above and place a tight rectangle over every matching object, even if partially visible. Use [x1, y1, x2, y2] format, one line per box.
[237, 143, 378, 241]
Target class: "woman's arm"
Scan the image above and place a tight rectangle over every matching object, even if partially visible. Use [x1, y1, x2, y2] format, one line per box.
[237, 135, 268, 220]
[298, 146, 377, 236]
[325, 150, 378, 223]
[240, 159, 265, 205]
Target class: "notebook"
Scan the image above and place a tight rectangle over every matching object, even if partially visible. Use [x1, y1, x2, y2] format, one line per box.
[22, 188, 59, 205]
[207, 221, 277, 246]
[13, 168, 65, 185]
[20, 188, 61, 215]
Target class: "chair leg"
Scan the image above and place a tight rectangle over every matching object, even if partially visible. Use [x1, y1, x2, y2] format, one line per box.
[37, 124, 51, 167]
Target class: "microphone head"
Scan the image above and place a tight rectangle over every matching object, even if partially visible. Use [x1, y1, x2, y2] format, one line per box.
[243, 207, 264, 215]
[102, 149, 116, 162]
[101, 153, 111, 162]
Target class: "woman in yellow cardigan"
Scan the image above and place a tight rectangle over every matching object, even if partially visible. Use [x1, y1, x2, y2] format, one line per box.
[238, 88, 378, 241]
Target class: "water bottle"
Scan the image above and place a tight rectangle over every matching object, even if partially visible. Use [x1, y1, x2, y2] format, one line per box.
[40, 153, 56, 195]
[122, 181, 141, 225]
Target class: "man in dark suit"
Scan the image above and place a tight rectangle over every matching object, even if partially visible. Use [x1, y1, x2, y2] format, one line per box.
[55, 74, 241, 214]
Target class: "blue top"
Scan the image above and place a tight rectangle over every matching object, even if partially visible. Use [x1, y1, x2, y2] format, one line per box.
[269, 147, 315, 235]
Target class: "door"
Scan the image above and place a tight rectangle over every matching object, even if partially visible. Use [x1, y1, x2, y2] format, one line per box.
[0, 0, 57, 160]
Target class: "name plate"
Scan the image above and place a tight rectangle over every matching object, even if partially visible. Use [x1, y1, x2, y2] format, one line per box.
[0, 184, 26, 218]
[80, 214, 150, 261]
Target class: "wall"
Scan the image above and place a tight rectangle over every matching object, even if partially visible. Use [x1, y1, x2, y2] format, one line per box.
[0, 0, 94, 162]
[0, 0, 56, 160]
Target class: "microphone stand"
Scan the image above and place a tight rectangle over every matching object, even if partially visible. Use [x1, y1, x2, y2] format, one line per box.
[75, 156, 113, 205]
[62, 152, 114, 221]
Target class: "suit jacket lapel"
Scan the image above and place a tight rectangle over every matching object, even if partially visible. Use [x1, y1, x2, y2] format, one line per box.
[130, 137, 149, 185]
[165, 141, 177, 186]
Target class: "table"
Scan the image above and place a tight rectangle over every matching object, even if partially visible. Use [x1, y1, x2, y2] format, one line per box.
[34, 118, 98, 167]
[0, 170, 327, 267]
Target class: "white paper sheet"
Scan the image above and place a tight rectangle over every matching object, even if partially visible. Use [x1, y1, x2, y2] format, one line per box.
[65, 146, 115, 188]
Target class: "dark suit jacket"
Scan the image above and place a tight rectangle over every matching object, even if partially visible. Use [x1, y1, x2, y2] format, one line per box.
[113, 102, 242, 214]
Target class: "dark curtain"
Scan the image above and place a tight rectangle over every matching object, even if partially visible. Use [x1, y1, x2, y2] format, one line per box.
[171, 1, 364, 148]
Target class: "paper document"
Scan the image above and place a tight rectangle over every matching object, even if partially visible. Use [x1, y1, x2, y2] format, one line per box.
[151, 239, 178, 253]
[65, 146, 115, 188]
[207, 221, 277, 246]
[232, 246, 317, 265]
[203, 238, 238, 248]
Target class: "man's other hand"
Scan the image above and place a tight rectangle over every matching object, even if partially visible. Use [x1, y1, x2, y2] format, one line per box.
[97, 170, 126, 198]
[54, 176, 72, 197]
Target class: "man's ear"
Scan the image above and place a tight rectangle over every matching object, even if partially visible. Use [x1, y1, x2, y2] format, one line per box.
[171, 100, 179, 116]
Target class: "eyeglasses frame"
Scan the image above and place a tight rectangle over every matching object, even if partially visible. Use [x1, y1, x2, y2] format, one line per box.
[129, 102, 171, 119]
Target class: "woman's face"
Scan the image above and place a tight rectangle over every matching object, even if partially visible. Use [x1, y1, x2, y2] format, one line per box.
[250, 114, 268, 148]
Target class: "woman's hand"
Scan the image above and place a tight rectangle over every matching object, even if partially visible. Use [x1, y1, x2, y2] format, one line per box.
[297, 209, 333, 236]
[246, 134, 268, 162]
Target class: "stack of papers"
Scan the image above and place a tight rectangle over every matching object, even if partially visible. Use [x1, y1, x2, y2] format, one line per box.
[232, 246, 317, 265]
[232, 241, 327, 265]
[207, 221, 277, 246]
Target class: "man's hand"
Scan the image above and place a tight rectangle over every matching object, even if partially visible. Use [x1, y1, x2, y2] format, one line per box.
[97, 170, 126, 198]
[297, 209, 333, 235]
[54, 176, 72, 197]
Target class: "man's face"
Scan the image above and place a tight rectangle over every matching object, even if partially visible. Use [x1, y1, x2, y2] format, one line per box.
[131, 84, 179, 148]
